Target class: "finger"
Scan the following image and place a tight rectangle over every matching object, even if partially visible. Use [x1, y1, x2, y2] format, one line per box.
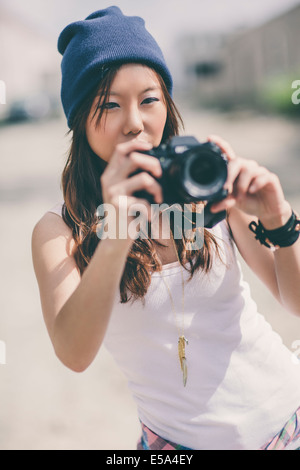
[118, 140, 153, 157]
[209, 194, 237, 213]
[248, 172, 280, 194]
[234, 162, 265, 199]
[207, 135, 237, 161]
[122, 171, 163, 204]
[121, 151, 163, 180]
[108, 140, 153, 170]
[224, 158, 243, 193]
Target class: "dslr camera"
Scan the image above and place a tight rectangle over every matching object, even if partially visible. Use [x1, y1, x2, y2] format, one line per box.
[133, 136, 228, 228]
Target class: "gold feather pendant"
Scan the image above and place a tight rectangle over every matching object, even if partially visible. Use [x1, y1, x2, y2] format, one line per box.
[178, 336, 188, 387]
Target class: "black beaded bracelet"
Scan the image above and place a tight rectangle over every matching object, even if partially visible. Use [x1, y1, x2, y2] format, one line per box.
[249, 211, 300, 251]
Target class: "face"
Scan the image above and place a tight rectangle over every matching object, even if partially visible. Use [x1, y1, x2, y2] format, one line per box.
[85, 64, 168, 162]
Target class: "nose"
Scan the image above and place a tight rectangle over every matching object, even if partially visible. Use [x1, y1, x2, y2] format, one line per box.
[123, 105, 144, 136]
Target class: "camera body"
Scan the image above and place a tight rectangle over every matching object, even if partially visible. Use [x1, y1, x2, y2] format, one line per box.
[133, 136, 229, 228]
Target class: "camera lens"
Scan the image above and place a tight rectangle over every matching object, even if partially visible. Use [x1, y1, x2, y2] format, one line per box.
[179, 145, 227, 201]
[190, 154, 216, 185]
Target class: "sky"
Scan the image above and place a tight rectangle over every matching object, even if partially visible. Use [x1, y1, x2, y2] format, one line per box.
[1, 0, 300, 54]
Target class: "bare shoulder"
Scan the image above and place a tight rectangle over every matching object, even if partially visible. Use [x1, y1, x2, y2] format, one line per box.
[32, 211, 76, 257]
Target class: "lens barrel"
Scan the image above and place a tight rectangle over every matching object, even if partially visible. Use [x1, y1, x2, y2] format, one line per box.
[166, 144, 228, 202]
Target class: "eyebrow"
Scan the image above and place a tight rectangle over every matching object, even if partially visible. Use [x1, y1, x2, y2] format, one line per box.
[108, 86, 160, 97]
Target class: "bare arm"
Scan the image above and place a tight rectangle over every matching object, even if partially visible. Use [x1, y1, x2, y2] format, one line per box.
[272, 228, 300, 316]
[32, 141, 163, 372]
[32, 212, 133, 372]
[227, 206, 300, 316]
[208, 135, 300, 317]
[52, 235, 133, 372]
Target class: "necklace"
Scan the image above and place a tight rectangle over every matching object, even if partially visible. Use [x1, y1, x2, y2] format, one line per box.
[158, 231, 188, 387]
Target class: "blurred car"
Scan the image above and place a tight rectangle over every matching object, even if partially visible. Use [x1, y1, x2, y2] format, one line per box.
[6, 92, 60, 123]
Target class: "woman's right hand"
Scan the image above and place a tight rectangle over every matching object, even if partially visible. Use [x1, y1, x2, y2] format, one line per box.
[99, 141, 164, 241]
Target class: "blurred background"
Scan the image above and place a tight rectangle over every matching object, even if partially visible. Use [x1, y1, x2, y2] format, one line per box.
[0, 0, 300, 450]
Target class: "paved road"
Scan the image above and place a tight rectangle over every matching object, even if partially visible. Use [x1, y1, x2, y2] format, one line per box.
[0, 110, 299, 449]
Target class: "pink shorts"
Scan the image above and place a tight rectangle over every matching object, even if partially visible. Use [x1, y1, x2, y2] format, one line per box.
[137, 407, 300, 450]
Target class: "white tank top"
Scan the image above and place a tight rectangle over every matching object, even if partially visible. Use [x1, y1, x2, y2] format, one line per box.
[48, 202, 300, 450]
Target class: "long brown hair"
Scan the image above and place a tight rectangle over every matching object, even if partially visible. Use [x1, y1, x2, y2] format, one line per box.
[61, 63, 223, 304]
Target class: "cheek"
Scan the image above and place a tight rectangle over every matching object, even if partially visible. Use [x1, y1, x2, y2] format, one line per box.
[151, 107, 168, 145]
[85, 118, 117, 162]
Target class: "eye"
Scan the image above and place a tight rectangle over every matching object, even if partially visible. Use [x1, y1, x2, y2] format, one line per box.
[142, 97, 159, 105]
[98, 101, 120, 110]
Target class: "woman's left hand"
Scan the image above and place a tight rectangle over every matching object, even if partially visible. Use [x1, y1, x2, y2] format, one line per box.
[207, 135, 292, 228]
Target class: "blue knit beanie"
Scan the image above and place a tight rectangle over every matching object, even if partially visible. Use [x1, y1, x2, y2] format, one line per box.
[58, 6, 173, 128]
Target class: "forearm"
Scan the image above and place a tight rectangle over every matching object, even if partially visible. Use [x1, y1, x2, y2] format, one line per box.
[272, 238, 300, 316]
[260, 204, 300, 316]
[206, 135, 300, 315]
[53, 237, 133, 372]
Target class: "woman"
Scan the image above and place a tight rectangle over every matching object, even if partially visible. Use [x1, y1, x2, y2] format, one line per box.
[32, 6, 300, 450]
